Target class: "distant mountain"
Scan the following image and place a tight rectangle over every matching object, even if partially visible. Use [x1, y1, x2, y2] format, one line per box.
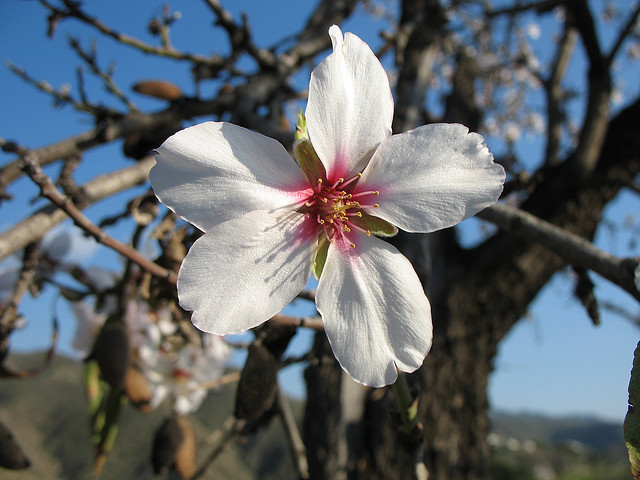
[490, 411, 625, 455]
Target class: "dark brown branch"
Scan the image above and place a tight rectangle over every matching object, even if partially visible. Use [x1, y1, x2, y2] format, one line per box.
[486, 0, 563, 17]
[543, 22, 577, 166]
[564, 0, 612, 177]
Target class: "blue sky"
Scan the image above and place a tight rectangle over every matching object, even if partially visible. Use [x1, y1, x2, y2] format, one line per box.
[1, 0, 639, 423]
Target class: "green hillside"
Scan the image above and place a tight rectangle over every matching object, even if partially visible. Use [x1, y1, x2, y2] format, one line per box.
[0, 353, 294, 480]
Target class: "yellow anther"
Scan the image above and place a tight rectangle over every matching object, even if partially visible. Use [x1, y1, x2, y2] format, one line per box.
[373, 204, 379, 208]
[350, 243, 356, 248]
[374, 191, 380, 195]
[322, 198, 328, 203]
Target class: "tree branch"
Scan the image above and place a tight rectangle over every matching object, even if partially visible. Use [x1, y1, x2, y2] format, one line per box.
[543, 21, 577, 166]
[277, 388, 310, 479]
[40, 0, 226, 68]
[478, 203, 640, 301]
[18, 150, 177, 284]
[0, 155, 155, 262]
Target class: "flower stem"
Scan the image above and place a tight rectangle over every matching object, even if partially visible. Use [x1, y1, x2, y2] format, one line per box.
[392, 372, 421, 438]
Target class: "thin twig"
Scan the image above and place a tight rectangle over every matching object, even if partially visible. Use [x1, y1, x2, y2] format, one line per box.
[269, 314, 324, 331]
[0, 154, 155, 262]
[606, 3, 640, 64]
[68, 36, 139, 112]
[202, 0, 277, 69]
[194, 416, 246, 479]
[277, 388, 309, 479]
[19, 150, 177, 285]
[0, 244, 40, 333]
[296, 289, 316, 302]
[39, 0, 226, 68]
[5, 60, 108, 116]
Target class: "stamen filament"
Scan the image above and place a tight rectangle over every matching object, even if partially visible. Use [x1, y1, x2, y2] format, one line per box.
[339, 172, 362, 189]
[350, 190, 380, 198]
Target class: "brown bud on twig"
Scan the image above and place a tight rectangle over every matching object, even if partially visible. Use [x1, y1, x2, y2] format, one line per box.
[0, 420, 30, 470]
[234, 343, 279, 421]
[123, 365, 153, 412]
[152, 415, 196, 480]
[132, 80, 183, 101]
[89, 320, 130, 388]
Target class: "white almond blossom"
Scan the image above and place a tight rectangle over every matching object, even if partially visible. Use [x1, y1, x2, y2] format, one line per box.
[150, 25, 505, 387]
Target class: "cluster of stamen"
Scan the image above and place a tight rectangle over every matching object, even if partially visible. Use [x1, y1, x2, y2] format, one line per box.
[304, 173, 379, 248]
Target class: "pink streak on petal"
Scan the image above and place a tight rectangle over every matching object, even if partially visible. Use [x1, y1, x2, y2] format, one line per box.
[325, 151, 352, 183]
[294, 213, 321, 246]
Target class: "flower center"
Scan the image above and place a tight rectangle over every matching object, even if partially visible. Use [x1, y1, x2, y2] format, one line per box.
[303, 173, 379, 248]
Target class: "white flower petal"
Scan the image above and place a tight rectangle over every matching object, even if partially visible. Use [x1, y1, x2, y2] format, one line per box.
[179, 209, 316, 335]
[150, 122, 311, 232]
[306, 25, 394, 180]
[358, 123, 505, 233]
[316, 234, 432, 387]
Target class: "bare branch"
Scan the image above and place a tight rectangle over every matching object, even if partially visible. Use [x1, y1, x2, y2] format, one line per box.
[0, 244, 39, 336]
[269, 314, 324, 331]
[0, 156, 155, 262]
[543, 22, 578, 166]
[5, 61, 109, 116]
[68, 37, 139, 112]
[194, 416, 246, 479]
[39, 0, 226, 68]
[606, 3, 640, 63]
[277, 388, 310, 479]
[478, 203, 640, 301]
[486, 0, 563, 17]
[18, 150, 176, 284]
[202, 0, 277, 70]
[565, 0, 612, 177]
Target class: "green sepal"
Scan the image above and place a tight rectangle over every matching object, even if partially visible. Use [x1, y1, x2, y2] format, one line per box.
[351, 212, 398, 237]
[295, 108, 309, 141]
[313, 238, 330, 279]
[625, 340, 640, 478]
[93, 385, 127, 475]
[85, 360, 105, 438]
[294, 138, 326, 186]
